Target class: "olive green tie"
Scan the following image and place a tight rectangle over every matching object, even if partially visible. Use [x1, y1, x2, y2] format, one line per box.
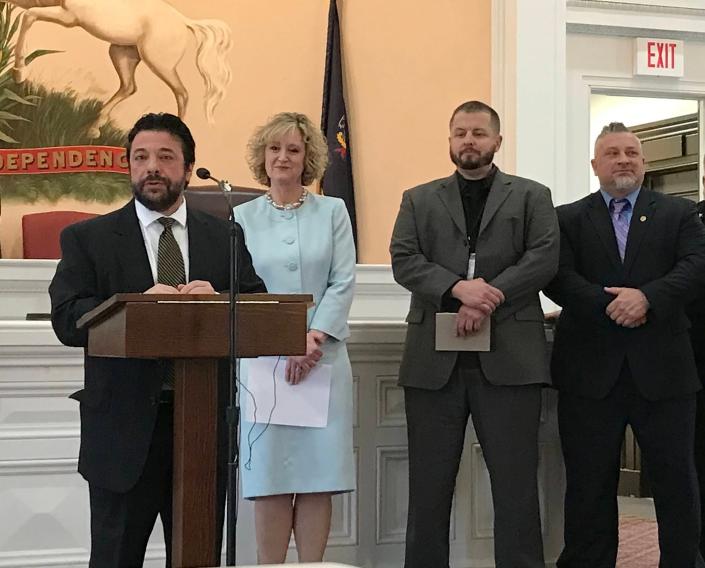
[157, 217, 185, 287]
[157, 217, 185, 388]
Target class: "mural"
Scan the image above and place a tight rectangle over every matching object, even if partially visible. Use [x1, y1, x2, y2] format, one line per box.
[9, 0, 233, 138]
[0, 0, 233, 205]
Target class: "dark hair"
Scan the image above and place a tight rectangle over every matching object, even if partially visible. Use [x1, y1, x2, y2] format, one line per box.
[597, 121, 632, 139]
[593, 122, 636, 155]
[449, 100, 501, 133]
[126, 113, 196, 166]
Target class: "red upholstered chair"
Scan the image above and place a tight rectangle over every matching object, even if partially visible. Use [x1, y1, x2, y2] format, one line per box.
[22, 211, 99, 259]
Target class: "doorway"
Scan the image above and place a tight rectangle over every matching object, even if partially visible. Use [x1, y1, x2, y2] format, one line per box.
[590, 93, 701, 201]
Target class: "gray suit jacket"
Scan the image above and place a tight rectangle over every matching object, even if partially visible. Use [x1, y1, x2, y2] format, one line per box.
[390, 169, 559, 389]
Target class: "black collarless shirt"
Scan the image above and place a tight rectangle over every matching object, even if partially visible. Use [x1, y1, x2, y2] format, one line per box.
[456, 165, 496, 252]
[447, 167, 497, 369]
[441, 165, 497, 309]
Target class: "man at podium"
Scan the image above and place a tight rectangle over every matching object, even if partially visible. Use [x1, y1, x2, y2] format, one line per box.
[49, 113, 266, 568]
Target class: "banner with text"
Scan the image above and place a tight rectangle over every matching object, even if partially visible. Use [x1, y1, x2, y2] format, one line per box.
[0, 146, 128, 176]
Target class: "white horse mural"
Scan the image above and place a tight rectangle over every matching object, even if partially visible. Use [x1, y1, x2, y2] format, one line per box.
[6, 0, 233, 137]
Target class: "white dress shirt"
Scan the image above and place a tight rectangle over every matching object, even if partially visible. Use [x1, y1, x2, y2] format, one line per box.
[134, 198, 190, 284]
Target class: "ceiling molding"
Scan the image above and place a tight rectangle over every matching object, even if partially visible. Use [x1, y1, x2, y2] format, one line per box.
[567, 0, 705, 40]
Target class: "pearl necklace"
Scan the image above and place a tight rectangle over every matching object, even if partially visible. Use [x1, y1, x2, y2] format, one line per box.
[265, 189, 308, 210]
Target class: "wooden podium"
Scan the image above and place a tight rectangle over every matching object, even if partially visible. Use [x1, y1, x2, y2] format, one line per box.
[77, 293, 312, 568]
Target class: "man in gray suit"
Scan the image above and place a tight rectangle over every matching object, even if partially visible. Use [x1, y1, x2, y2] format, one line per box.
[390, 100, 559, 568]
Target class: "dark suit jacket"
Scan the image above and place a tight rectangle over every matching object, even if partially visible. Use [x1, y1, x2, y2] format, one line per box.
[49, 200, 266, 492]
[545, 189, 705, 401]
[687, 200, 705, 381]
[390, 170, 559, 390]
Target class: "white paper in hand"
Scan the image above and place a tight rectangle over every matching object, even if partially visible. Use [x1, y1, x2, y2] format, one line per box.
[244, 356, 332, 428]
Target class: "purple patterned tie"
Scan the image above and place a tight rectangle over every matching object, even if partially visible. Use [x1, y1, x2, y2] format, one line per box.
[610, 198, 631, 262]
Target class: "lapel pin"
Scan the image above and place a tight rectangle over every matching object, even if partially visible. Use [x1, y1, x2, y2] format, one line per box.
[640, 215, 647, 222]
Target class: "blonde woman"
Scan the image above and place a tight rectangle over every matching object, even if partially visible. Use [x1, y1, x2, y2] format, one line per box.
[234, 112, 355, 563]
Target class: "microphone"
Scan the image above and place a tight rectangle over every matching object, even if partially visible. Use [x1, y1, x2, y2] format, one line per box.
[196, 167, 231, 192]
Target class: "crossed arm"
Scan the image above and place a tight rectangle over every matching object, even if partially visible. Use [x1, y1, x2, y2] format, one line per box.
[545, 201, 705, 328]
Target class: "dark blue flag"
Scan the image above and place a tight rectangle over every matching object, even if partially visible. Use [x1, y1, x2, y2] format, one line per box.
[321, 0, 358, 248]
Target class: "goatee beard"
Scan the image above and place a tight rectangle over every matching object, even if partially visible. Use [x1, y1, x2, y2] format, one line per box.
[132, 174, 186, 212]
[612, 174, 641, 192]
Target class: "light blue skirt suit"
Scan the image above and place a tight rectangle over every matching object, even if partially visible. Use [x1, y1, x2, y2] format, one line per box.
[234, 193, 356, 498]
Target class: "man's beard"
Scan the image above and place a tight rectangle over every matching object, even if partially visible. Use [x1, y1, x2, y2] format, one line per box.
[450, 147, 495, 171]
[612, 173, 643, 192]
[132, 174, 187, 212]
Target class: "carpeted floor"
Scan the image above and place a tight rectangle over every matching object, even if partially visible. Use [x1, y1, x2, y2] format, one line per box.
[616, 516, 659, 568]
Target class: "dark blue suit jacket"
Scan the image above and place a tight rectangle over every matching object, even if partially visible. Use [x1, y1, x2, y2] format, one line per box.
[546, 189, 705, 400]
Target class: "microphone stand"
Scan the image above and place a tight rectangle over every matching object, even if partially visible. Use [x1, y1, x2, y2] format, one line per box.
[196, 169, 240, 565]
[216, 180, 240, 566]
[222, 179, 240, 567]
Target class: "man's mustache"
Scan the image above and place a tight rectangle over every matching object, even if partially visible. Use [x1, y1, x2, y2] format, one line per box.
[141, 174, 169, 184]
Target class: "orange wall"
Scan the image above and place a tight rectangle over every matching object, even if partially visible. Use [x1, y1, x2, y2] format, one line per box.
[0, 0, 491, 262]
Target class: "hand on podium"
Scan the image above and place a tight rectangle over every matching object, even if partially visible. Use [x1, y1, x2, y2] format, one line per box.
[178, 280, 216, 294]
[143, 280, 216, 294]
[144, 283, 180, 294]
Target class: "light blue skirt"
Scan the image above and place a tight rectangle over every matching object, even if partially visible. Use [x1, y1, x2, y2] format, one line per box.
[239, 340, 355, 498]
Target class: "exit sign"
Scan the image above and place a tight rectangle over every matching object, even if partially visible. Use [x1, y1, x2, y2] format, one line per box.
[634, 38, 684, 77]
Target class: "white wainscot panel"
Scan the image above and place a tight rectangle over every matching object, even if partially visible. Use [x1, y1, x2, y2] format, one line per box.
[0, 470, 88, 559]
[376, 446, 408, 545]
[376, 376, 404, 428]
[329, 449, 358, 548]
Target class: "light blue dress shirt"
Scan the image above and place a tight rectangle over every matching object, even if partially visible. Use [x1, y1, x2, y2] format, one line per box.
[599, 187, 641, 227]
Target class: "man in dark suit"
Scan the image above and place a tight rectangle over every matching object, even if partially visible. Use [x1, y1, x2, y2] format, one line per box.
[546, 122, 705, 567]
[49, 113, 266, 567]
[390, 100, 559, 568]
[688, 172, 705, 558]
